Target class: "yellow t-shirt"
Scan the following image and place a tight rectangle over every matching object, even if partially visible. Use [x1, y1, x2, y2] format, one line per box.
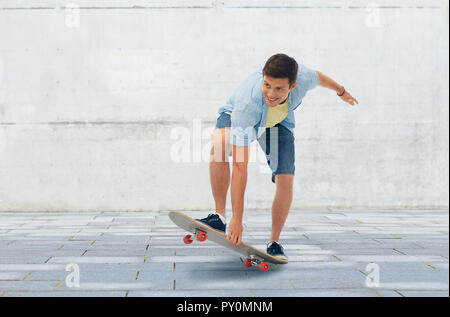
[266, 98, 289, 128]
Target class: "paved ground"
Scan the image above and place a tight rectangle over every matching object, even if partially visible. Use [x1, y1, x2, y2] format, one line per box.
[0, 209, 448, 297]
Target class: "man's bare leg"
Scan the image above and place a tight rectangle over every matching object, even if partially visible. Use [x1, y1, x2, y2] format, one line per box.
[270, 174, 294, 242]
[209, 128, 231, 218]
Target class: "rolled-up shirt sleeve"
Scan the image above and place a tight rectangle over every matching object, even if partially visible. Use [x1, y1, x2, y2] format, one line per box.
[230, 104, 259, 147]
[298, 64, 319, 91]
[291, 64, 320, 111]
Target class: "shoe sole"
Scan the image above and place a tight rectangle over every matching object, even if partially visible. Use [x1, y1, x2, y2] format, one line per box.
[267, 253, 288, 261]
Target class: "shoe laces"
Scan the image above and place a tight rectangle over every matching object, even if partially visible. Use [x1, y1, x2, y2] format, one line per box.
[268, 241, 284, 254]
[202, 213, 218, 221]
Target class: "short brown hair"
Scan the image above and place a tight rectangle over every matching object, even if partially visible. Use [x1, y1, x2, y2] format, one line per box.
[262, 53, 298, 87]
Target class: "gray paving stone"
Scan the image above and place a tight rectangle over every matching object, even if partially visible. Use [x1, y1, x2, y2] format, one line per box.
[127, 290, 253, 297]
[392, 248, 449, 256]
[331, 249, 401, 256]
[250, 288, 379, 297]
[0, 264, 66, 271]
[25, 263, 142, 284]
[147, 255, 236, 264]
[172, 248, 234, 257]
[336, 255, 447, 263]
[141, 262, 176, 272]
[397, 290, 449, 297]
[89, 242, 148, 249]
[175, 270, 293, 290]
[370, 289, 404, 297]
[0, 256, 51, 264]
[2, 291, 127, 297]
[56, 282, 163, 291]
[23, 270, 70, 282]
[288, 254, 340, 262]
[288, 268, 368, 289]
[48, 256, 144, 264]
[0, 281, 59, 291]
[432, 262, 449, 270]
[0, 272, 30, 281]
[83, 249, 148, 257]
[377, 282, 448, 291]
[134, 271, 179, 289]
[312, 241, 385, 249]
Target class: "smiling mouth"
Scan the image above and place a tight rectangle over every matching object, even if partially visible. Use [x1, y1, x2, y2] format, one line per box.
[267, 97, 278, 102]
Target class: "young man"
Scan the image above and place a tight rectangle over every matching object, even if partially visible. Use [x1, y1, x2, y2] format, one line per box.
[197, 53, 358, 260]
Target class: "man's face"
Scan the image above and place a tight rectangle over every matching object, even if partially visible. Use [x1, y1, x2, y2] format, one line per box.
[262, 76, 297, 107]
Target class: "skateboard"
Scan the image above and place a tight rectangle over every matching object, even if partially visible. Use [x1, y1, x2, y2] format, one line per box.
[168, 210, 288, 272]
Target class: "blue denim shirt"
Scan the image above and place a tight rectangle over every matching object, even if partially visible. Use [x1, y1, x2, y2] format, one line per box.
[217, 64, 319, 146]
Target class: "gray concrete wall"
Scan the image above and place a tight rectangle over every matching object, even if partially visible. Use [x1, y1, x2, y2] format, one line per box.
[0, 0, 448, 212]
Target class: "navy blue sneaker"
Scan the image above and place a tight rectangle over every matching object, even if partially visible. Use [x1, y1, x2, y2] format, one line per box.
[266, 241, 288, 261]
[196, 213, 226, 233]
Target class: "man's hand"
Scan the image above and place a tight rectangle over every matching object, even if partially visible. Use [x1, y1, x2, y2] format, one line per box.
[339, 90, 359, 106]
[226, 217, 243, 245]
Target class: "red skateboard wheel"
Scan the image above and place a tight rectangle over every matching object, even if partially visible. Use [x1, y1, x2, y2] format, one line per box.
[260, 262, 270, 272]
[197, 231, 207, 242]
[244, 258, 252, 268]
[183, 234, 193, 244]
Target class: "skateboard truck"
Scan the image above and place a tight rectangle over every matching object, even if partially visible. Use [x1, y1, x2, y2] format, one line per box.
[242, 255, 270, 272]
[183, 228, 208, 244]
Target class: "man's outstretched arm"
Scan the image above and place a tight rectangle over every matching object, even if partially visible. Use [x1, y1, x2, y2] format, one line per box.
[315, 70, 359, 106]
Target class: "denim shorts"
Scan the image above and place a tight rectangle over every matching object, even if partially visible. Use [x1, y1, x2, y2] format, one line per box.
[215, 112, 295, 184]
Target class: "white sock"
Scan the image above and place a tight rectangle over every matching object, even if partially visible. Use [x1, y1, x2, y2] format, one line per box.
[216, 212, 226, 224]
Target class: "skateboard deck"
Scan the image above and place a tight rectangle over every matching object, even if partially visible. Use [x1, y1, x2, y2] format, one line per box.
[168, 210, 288, 271]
